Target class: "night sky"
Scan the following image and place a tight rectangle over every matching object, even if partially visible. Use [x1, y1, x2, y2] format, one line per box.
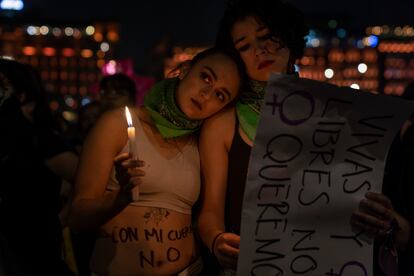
[19, 0, 414, 72]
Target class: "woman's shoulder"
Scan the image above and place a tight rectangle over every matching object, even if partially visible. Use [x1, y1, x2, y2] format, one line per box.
[200, 107, 236, 147]
[98, 107, 127, 125]
[88, 107, 129, 144]
[203, 106, 236, 128]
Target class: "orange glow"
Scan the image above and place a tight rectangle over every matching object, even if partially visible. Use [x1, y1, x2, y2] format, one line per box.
[81, 49, 93, 58]
[22, 46, 36, 56]
[301, 56, 310, 65]
[50, 101, 59, 111]
[93, 32, 103, 42]
[43, 47, 56, 57]
[97, 50, 105, 59]
[107, 31, 119, 42]
[97, 59, 105, 68]
[62, 48, 75, 57]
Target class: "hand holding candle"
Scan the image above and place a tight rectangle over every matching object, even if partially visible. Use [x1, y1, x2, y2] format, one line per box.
[124, 106, 140, 201]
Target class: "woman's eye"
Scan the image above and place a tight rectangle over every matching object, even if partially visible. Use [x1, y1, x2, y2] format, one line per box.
[258, 34, 272, 41]
[237, 44, 250, 52]
[216, 91, 225, 102]
[201, 72, 212, 84]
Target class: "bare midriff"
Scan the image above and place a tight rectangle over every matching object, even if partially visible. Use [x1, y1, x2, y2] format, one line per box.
[90, 205, 198, 276]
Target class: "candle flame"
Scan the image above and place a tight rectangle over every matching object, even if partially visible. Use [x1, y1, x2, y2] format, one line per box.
[125, 106, 133, 127]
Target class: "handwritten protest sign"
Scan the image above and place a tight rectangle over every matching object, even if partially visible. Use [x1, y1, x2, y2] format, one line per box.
[237, 74, 414, 276]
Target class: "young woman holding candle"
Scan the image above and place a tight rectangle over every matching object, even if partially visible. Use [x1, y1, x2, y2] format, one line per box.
[197, 1, 413, 275]
[68, 47, 244, 275]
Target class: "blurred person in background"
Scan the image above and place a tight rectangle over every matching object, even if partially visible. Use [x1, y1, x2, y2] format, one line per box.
[99, 73, 137, 112]
[0, 58, 78, 275]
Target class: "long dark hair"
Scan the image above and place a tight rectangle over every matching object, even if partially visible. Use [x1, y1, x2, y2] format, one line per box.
[216, 0, 309, 72]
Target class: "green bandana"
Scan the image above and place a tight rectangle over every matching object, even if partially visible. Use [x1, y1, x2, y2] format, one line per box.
[236, 79, 267, 141]
[144, 77, 202, 138]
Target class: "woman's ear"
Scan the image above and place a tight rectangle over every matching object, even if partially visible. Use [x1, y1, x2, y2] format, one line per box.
[178, 60, 192, 80]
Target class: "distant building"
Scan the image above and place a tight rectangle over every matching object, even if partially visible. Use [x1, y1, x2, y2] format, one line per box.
[0, 17, 119, 119]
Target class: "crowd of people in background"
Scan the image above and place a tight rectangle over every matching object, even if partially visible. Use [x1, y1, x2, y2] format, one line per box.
[0, 0, 413, 275]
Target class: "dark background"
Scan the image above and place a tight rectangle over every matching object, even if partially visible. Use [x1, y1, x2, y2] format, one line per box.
[19, 0, 414, 72]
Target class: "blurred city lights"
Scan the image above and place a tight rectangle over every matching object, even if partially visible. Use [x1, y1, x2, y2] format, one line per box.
[0, 0, 24, 11]
[73, 28, 82, 39]
[64, 27, 74, 36]
[324, 68, 334, 79]
[328, 20, 338, 29]
[26, 26, 37, 36]
[356, 39, 365, 49]
[42, 47, 56, 56]
[85, 25, 95, 35]
[52, 27, 62, 37]
[350, 83, 360, 90]
[81, 97, 91, 106]
[81, 49, 93, 58]
[62, 48, 75, 57]
[94, 32, 103, 42]
[100, 42, 110, 52]
[64, 96, 74, 106]
[358, 63, 368, 74]
[22, 46, 36, 56]
[104, 60, 117, 75]
[310, 38, 320, 47]
[39, 26, 49, 35]
[337, 28, 347, 38]
[62, 111, 77, 122]
[363, 35, 379, 47]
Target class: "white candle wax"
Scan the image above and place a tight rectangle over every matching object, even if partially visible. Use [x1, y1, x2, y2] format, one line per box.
[127, 126, 136, 157]
[125, 106, 139, 201]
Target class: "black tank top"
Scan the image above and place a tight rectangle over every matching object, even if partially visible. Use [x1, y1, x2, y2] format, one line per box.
[225, 119, 252, 235]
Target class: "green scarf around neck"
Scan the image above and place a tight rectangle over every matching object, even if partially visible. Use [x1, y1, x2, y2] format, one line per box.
[236, 79, 267, 141]
[144, 77, 202, 138]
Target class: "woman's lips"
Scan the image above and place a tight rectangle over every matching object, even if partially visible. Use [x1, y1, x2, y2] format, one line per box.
[258, 60, 275, 70]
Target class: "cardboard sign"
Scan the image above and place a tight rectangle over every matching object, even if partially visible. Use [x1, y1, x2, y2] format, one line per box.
[237, 74, 414, 276]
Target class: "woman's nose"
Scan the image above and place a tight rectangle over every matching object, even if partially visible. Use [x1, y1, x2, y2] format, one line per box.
[200, 86, 213, 98]
[254, 40, 267, 56]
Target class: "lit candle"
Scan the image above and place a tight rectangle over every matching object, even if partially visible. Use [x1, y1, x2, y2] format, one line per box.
[125, 106, 136, 157]
[124, 106, 139, 201]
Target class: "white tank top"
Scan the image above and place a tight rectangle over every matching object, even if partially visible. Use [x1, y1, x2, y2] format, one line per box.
[107, 110, 200, 214]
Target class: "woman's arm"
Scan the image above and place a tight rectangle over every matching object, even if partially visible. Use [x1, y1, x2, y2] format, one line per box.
[68, 108, 134, 232]
[197, 108, 240, 269]
[45, 151, 78, 184]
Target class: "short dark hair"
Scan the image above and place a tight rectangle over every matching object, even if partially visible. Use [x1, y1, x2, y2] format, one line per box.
[99, 73, 136, 102]
[216, 0, 309, 63]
